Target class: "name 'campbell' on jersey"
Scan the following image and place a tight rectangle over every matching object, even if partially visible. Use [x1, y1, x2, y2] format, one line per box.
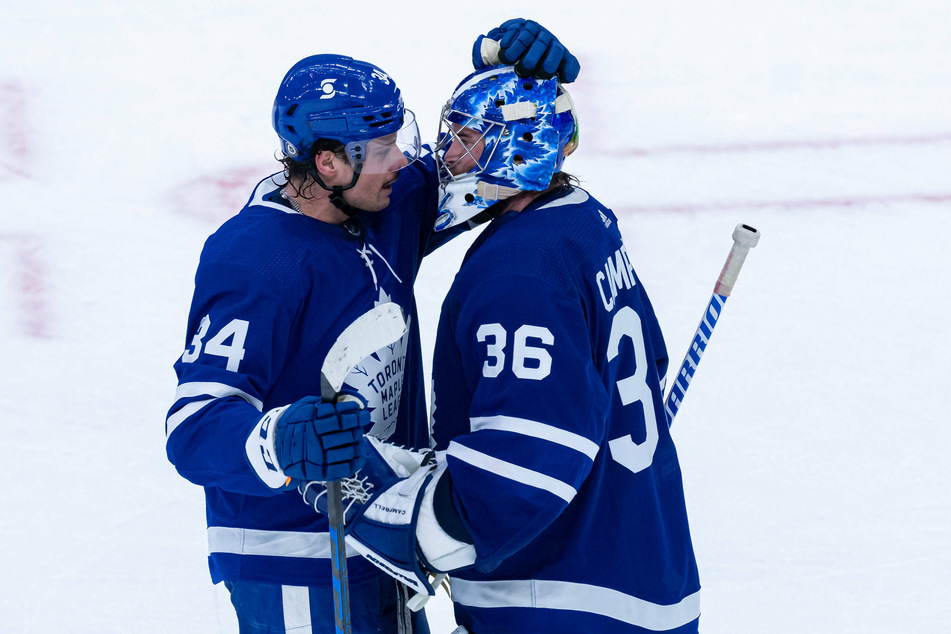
[431, 186, 701, 633]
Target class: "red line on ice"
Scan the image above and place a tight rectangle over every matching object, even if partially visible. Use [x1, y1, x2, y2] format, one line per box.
[608, 133, 951, 157]
[168, 166, 273, 224]
[1, 234, 50, 338]
[616, 192, 951, 214]
[0, 80, 32, 180]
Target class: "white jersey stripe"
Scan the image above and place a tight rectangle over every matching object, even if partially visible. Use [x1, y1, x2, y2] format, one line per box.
[281, 585, 313, 633]
[447, 442, 577, 503]
[451, 578, 701, 631]
[165, 398, 214, 437]
[207, 526, 360, 559]
[166, 382, 265, 436]
[250, 172, 293, 213]
[173, 381, 264, 410]
[470, 415, 599, 460]
[535, 188, 590, 210]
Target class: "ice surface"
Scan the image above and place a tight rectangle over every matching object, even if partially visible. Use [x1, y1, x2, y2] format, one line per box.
[2, 2, 949, 632]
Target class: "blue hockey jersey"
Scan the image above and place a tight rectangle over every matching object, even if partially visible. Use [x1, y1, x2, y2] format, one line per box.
[431, 186, 701, 632]
[166, 155, 444, 586]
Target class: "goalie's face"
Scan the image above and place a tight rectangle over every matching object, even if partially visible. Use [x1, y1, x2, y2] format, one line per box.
[435, 105, 505, 186]
[443, 124, 488, 176]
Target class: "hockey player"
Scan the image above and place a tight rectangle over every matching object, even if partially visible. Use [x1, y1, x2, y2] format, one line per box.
[165, 22, 579, 634]
[301, 65, 702, 633]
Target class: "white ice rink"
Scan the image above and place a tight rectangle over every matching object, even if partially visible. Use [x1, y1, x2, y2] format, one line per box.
[2, 1, 950, 632]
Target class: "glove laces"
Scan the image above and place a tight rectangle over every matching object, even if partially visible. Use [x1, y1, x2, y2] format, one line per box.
[300, 473, 376, 520]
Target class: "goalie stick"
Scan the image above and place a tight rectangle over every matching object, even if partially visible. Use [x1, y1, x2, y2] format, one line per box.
[319, 302, 408, 634]
[664, 224, 760, 426]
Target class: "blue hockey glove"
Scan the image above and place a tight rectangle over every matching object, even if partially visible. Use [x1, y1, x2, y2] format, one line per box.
[472, 18, 580, 83]
[301, 437, 476, 596]
[246, 395, 367, 489]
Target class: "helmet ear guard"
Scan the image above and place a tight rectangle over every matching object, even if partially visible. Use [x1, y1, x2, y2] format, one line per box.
[433, 66, 578, 231]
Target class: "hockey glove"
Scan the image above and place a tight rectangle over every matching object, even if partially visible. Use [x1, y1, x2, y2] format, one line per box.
[246, 395, 367, 489]
[301, 437, 476, 597]
[473, 18, 580, 83]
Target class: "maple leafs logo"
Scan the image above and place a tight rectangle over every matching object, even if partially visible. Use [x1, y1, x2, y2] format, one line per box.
[341, 289, 411, 440]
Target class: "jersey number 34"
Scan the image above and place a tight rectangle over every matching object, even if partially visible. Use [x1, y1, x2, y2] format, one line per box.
[181, 315, 250, 373]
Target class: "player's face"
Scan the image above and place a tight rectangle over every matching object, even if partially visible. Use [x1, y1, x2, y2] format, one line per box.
[343, 133, 408, 212]
[444, 124, 486, 176]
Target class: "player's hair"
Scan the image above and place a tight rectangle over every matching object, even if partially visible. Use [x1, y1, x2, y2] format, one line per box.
[551, 171, 580, 189]
[279, 139, 350, 200]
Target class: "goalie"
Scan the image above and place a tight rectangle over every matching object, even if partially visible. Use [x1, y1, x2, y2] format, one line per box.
[302, 62, 701, 634]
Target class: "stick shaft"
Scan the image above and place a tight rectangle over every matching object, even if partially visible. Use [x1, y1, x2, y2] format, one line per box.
[664, 293, 727, 425]
[318, 303, 406, 634]
[327, 480, 352, 634]
[664, 224, 759, 426]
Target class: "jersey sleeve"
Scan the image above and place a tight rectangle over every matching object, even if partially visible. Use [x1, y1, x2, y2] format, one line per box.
[165, 258, 298, 496]
[441, 270, 610, 572]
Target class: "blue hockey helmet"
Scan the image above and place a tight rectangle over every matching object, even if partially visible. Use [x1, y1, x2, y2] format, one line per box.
[272, 54, 421, 174]
[433, 65, 578, 231]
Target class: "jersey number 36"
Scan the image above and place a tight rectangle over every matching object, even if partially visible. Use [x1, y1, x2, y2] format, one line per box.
[476, 309, 660, 476]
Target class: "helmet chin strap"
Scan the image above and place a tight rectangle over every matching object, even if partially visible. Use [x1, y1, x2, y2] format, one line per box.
[308, 165, 363, 218]
[328, 187, 361, 218]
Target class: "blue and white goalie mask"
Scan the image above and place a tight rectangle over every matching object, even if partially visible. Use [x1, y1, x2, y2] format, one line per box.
[433, 65, 578, 231]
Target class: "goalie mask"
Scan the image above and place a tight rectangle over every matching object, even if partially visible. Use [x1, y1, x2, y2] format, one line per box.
[433, 65, 578, 231]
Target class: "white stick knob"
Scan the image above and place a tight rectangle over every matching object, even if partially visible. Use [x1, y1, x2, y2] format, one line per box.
[714, 224, 760, 297]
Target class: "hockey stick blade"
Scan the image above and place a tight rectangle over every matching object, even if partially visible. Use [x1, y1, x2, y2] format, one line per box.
[320, 302, 408, 401]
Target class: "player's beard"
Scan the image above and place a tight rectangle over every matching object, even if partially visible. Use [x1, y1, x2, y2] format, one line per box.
[347, 171, 400, 212]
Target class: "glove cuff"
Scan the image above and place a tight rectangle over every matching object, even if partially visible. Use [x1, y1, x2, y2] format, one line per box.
[473, 34, 508, 69]
[479, 36, 503, 66]
[416, 456, 477, 573]
[364, 435, 430, 477]
[245, 405, 291, 489]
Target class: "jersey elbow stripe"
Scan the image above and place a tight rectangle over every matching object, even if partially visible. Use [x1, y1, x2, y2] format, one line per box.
[166, 398, 216, 437]
[447, 442, 577, 503]
[470, 415, 599, 460]
[451, 578, 700, 631]
[174, 381, 264, 410]
[166, 382, 265, 437]
[207, 526, 361, 559]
